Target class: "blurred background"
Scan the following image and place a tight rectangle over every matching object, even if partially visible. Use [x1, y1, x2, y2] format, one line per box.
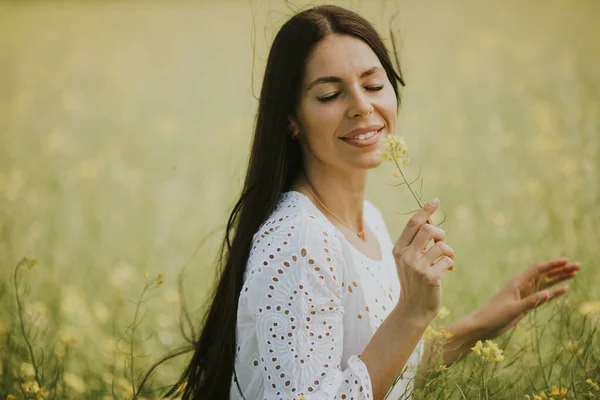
[0, 0, 598, 396]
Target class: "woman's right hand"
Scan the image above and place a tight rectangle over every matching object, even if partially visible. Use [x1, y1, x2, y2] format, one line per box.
[392, 198, 455, 322]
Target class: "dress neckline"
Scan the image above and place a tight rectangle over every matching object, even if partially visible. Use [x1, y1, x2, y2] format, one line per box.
[285, 190, 383, 263]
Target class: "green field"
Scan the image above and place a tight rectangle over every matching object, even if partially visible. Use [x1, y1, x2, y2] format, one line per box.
[1, 1, 599, 399]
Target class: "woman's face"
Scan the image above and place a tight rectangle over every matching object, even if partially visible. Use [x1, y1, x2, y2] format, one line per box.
[291, 33, 398, 172]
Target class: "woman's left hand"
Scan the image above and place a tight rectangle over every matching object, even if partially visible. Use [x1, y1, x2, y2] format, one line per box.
[472, 257, 582, 340]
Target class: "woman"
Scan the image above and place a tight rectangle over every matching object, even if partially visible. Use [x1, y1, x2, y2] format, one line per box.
[169, 5, 582, 400]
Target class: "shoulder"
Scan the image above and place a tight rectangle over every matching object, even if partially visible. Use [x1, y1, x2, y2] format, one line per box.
[249, 192, 343, 258]
[243, 192, 346, 303]
[248, 192, 344, 265]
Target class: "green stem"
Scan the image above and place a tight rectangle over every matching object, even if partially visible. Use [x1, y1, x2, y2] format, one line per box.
[129, 283, 150, 399]
[13, 259, 43, 388]
[393, 157, 424, 208]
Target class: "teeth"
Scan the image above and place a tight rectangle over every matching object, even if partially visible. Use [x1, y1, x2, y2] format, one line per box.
[352, 130, 377, 140]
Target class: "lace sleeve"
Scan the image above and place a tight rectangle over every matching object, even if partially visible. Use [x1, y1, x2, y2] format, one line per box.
[244, 214, 374, 399]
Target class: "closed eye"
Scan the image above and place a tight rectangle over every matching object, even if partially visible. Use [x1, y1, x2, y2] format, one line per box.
[317, 85, 384, 103]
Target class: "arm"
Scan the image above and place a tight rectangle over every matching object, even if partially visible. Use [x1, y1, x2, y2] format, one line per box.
[416, 257, 582, 385]
[246, 216, 429, 400]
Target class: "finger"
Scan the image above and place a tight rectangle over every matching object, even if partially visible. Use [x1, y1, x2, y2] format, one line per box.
[545, 262, 582, 279]
[396, 199, 440, 248]
[431, 255, 455, 275]
[424, 241, 455, 264]
[518, 285, 569, 314]
[540, 271, 578, 290]
[525, 257, 570, 280]
[411, 223, 445, 254]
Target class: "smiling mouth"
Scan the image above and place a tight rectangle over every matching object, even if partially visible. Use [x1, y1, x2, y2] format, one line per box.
[340, 126, 384, 142]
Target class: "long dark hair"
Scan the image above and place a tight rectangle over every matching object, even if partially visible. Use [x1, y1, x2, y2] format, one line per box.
[158, 5, 406, 399]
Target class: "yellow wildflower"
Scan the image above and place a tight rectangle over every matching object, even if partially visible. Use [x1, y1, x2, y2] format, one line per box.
[550, 385, 568, 396]
[20, 362, 35, 377]
[587, 379, 600, 391]
[539, 392, 547, 400]
[36, 388, 49, 399]
[64, 372, 86, 393]
[21, 381, 40, 394]
[524, 395, 531, 400]
[579, 300, 600, 316]
[533, 395, 542, 400]
[437, 364, 447, 371]
[59, 333, 78, 347]
[377, 134, 409, 165]
[437, 306, 450, 319]
[155, 273, 165, 288]
[471, 340, 504, 363]
[298, 395, 307, 400]
[391, 170, 400, 178]
[422, 325, 453, 340]
[7, 395, 17, 400]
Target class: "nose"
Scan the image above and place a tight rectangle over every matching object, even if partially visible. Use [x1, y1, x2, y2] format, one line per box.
[347, 89, 374, 118]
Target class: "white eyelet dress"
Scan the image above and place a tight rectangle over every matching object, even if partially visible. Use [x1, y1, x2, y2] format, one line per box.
[230, 191, 424, 400]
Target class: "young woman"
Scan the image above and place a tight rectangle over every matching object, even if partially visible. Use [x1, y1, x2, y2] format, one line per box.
[170, 5, 582, 400]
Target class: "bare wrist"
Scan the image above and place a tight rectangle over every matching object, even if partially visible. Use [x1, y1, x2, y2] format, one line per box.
[392, 302, 433, 331]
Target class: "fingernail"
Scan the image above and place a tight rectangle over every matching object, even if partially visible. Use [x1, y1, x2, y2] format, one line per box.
[429, 198, 439, 206]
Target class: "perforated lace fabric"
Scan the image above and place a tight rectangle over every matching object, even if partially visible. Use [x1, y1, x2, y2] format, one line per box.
[230, 191, 424, 400]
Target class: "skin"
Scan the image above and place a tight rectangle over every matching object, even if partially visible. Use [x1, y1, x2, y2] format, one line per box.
[288, 33, 582, 398]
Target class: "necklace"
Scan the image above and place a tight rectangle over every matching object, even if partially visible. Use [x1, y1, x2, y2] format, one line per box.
[304, 177, 365, 238]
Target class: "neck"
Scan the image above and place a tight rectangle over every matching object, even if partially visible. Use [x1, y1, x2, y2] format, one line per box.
[293, 166, 367, 233]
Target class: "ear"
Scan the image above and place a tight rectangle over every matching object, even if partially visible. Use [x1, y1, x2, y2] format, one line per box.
[288, 115, 300, 136]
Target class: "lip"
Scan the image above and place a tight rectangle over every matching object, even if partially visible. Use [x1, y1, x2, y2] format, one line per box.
[341, 124, 385, 139]
[340, 127, 383, 148]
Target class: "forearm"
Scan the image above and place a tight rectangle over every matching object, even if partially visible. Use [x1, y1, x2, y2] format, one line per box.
[359, 303, 430, 400]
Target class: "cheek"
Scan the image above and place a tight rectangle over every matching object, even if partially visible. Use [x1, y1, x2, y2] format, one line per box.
[301, 102, 345, 135]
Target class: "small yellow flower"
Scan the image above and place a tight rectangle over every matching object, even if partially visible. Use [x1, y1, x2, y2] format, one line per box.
[524, 395, 531, 400]
[7, 395, 17, 400]
[471, 340, 483, 356]
[579, 300, 600, 316]
[391, 170, 400, 178]
[21, 381, 40, 394]
[298, 395, 307, 400]
[377, 134, 409, 164]
[471, 340, 504, 363]
[20, 362, 35, 377]
[437, 306, 450, 319]
[155, 273, 165, 288]
[533, 395, 542, 400]
[64, 372, 86, 393]
[36, 388, 49, 399]
[587, 379, 600, 391]
[539, 392, 548, 400]
[550, 386, 560, 396]
[60, 334, 78, 347]
[437, 364, 447, 371]
[482, 347, 491, 358]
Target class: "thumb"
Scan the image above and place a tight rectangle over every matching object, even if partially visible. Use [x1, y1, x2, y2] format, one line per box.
[519, 290, 550, 313]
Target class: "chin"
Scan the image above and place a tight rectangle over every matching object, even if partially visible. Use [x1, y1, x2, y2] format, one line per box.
[356, 153, 384, 170]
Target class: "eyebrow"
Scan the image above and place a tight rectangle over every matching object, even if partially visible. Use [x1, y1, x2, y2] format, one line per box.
[306, 66, 383, 92]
